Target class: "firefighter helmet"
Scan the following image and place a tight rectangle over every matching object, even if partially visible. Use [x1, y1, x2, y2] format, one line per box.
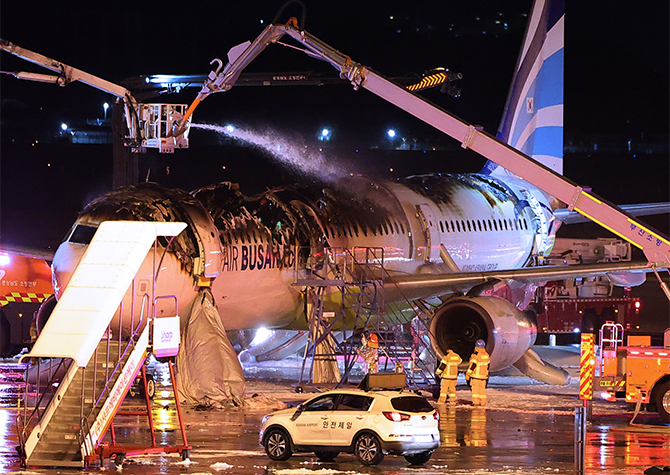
[367, 333, 379, 348]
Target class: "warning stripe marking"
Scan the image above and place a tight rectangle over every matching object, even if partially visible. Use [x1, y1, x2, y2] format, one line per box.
[579, 334, 595, 400]
[0, 293, 52, 306]
[407, 72, 449, 92]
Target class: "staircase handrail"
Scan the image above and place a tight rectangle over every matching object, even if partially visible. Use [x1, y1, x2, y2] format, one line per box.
[90, 293, 149, 413]
[18, 357, 72, 440]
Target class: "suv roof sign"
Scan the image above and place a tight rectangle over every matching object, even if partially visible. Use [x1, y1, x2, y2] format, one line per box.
[357, 373, 406, 391]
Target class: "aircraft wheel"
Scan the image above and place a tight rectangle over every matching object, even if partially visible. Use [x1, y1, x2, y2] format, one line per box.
[146, 375, 156, 399]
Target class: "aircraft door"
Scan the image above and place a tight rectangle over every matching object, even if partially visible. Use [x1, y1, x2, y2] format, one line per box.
[416, 204, 442, 263]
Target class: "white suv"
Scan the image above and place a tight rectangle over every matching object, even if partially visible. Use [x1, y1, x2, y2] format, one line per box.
[259, 388, 440, 466]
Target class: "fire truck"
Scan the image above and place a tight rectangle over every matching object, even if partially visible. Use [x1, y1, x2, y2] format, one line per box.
[536, 238, 642, 340]
[0, 250, 53, 357]
[593, 322, 670, 423]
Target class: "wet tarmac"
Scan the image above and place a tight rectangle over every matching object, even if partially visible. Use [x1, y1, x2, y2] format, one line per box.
[1, 357, 669, 474]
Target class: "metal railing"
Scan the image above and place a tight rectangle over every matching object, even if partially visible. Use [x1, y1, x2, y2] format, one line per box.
[294, 245, 438, 391]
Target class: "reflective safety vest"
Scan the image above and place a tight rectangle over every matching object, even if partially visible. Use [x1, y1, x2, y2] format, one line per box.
[436, 351, 462, 379]
[466, 348, 490, 380]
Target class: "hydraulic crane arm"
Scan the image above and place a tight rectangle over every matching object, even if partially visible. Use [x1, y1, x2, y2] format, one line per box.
[1, 39, 190, 153]
[177, 19, 670, 273]
[1, 38, 138, 143]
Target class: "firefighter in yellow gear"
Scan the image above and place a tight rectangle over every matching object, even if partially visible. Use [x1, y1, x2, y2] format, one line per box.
[465, 339, 490, 406]
[356, 333, 380, 374]
[435, 348, 462, 403]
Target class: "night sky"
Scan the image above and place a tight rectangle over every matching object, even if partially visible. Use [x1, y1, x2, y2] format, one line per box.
[1, 0, 668, 251]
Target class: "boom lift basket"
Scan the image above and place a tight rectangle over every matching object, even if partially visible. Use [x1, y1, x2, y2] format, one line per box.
[140, 104, 190, 153]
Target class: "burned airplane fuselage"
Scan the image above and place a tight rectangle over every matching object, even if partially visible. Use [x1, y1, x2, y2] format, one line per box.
[51, 173, 550, 370]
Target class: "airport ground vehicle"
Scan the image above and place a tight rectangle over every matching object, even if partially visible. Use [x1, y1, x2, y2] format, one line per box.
[0, 252, 53, 358]
[535, 238, 642, 340]
[593, 323, 670, 423]
[259, 377, 439, 466]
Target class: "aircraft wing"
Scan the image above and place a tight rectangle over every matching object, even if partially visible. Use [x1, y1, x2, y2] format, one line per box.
[385, 261, 652, 301]
[554, 202, 669, 225]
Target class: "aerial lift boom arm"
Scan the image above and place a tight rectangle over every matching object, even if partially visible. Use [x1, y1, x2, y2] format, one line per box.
[1, 39, 139, 143]
[1, 39, 190, 153]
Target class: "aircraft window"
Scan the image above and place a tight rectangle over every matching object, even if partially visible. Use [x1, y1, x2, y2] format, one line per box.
[362, 225, 368, 237]
[497, 219, 502, 231]
[439, 221, 444, 233]
[324, 227, 330, 239]
[394, 222, 400, 234]
[508, 219, 513, 230]
[466, 220, 472, 232]
[461, 220, 466, 232]
[372, 225, 378, 236]
[524, 219, 528, 230]
[68, 224, 98, 245]
[399, 223, 405, 234]
[477, 220, 482, 232]
[514, 220, 519, 230]
[492, 220, 497, 231]
[455, 221, 461, 232]
[353, 223, 359, 237]
[382, 222, 389, 235]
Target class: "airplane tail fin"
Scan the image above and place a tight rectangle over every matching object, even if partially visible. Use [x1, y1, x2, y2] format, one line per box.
[482, 0, 565, 177]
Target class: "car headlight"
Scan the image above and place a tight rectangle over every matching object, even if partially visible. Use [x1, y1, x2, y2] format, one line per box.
[261, 414, 273, 425]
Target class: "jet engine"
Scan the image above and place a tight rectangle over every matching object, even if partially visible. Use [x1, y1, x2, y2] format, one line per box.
[429, 296, 536, 372]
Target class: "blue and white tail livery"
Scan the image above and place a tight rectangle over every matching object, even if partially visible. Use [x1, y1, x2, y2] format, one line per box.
[483, 0, 565, 176]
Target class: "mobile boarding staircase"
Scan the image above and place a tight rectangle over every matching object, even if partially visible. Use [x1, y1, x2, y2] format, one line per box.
[295, 247, 438, 393]
[16, 221, 190, 468]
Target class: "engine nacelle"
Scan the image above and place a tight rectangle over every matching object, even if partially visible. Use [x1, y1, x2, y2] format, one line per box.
[429, 296, 537, 372]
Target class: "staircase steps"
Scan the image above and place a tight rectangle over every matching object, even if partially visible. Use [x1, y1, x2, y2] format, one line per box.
[26, 338, 134, 467]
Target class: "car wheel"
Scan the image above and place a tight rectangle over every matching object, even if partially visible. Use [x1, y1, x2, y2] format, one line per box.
[354, 433, 384, 466]
[264, 428, 292, 461]
[655, 381, 670, 424]
[404, 450, 433, 465]
[314, 451, 339, 461]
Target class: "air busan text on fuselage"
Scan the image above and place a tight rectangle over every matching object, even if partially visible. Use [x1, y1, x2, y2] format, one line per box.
[207, 173, 552, 331]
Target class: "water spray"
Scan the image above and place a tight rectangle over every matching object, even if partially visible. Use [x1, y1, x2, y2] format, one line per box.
[192, 123, 354, 182]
